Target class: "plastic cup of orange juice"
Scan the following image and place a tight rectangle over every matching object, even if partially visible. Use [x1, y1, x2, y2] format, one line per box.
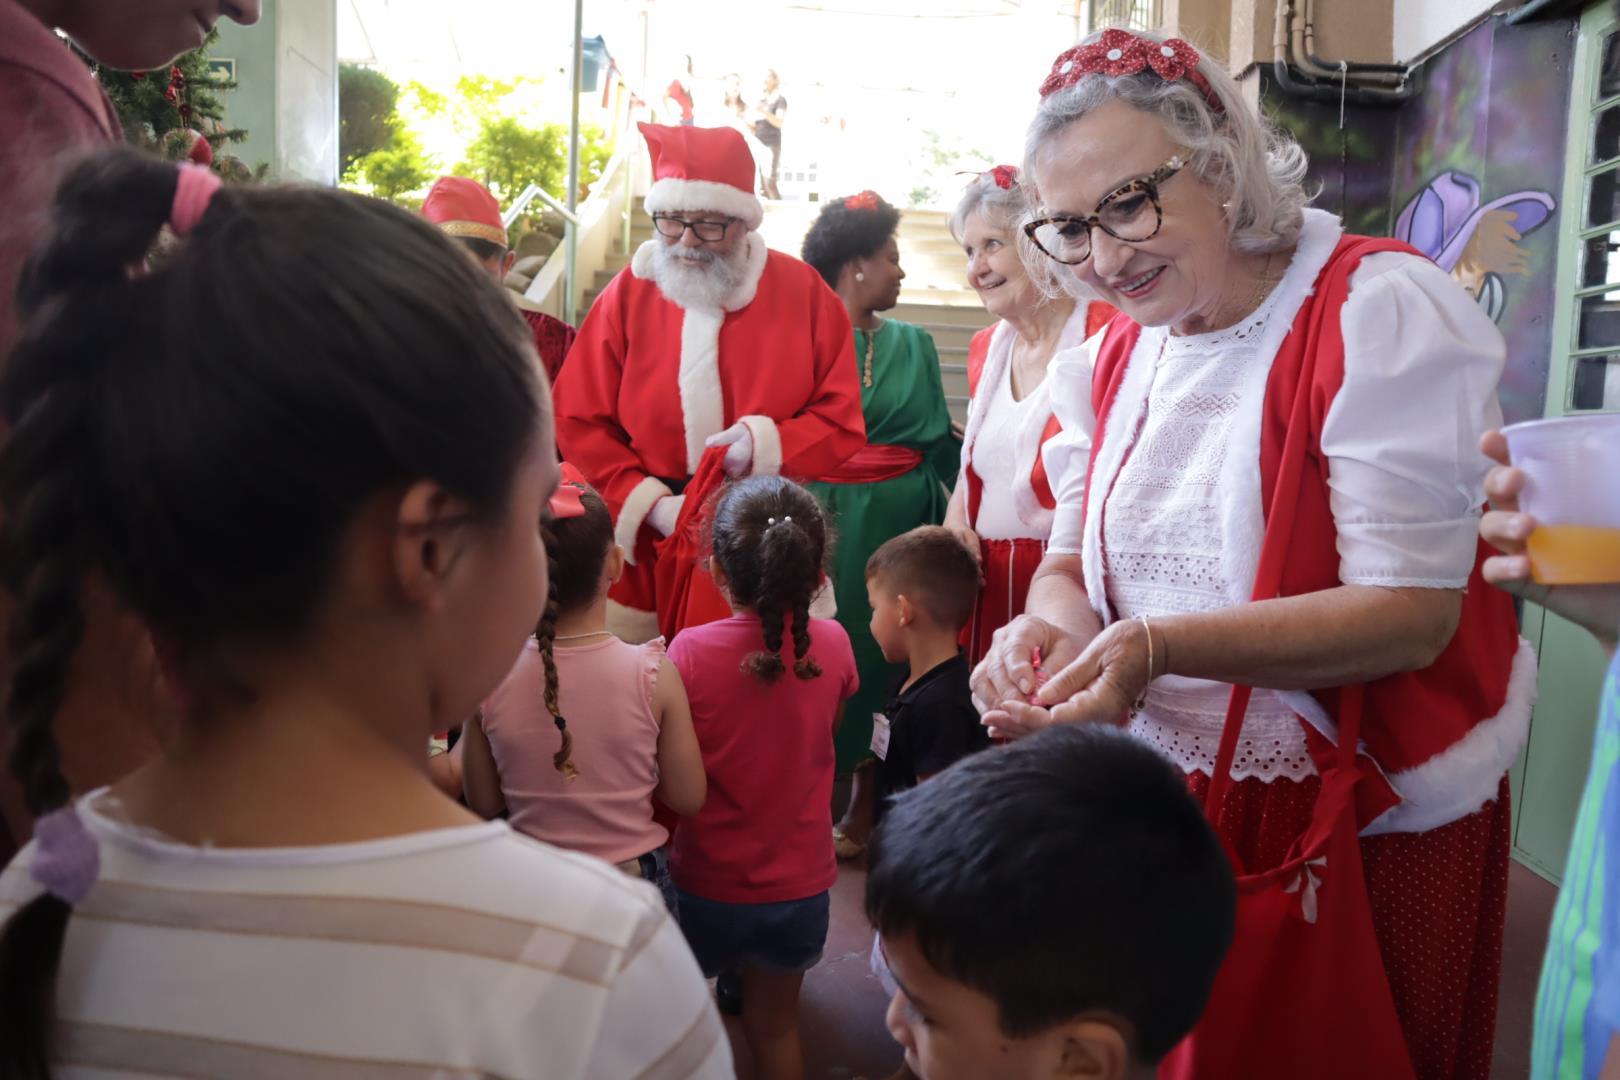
[1501, 414, 1620, 585]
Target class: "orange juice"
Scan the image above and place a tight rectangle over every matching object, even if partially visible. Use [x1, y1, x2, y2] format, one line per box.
[1526, 524, 1620, 584]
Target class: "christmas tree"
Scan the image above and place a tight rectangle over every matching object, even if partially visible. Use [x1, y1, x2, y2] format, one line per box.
[82, 30, 261, 182]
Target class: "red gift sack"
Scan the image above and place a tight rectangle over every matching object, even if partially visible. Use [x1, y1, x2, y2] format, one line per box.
[652, 448, 733, 644]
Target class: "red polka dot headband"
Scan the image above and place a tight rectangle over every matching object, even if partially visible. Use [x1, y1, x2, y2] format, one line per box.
[1040, 30, 1224, 115]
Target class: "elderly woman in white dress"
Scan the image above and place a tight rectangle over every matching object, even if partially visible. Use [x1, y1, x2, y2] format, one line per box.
[942, 165, 1113, 665]
[972, 29, 1533, 1078]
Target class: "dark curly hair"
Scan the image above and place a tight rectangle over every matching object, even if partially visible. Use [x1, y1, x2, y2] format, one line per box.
[800, 192, 902, 288]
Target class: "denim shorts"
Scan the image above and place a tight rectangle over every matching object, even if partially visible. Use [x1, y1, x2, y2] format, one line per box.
[617, 847, 679, 918]
[674, 889, 831, 977]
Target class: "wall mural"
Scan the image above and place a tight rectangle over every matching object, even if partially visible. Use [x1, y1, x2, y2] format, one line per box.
[1264, 15, 1575, 425]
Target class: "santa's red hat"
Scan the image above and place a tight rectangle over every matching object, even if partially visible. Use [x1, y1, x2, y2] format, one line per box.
[639, 123, 764, 231]
[421, 176, 507, 247]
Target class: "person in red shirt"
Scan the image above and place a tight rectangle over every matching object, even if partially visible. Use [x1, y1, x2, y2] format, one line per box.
[667, 476, 857, 1080]
[664, 54, 695, 126]
[0, 0, 261, 860]
[420, 175, 577, 383]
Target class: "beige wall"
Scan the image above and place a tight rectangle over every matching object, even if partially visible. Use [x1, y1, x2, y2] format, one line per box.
[1160, 0, 1400, 72]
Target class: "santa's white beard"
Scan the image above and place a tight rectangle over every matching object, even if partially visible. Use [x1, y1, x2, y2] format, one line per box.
[648, 239, 749, 310]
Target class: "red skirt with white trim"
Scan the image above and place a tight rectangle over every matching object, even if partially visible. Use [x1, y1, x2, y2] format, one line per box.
[1184, 771, 1511, 1080]
[962, 537, 1048, 668]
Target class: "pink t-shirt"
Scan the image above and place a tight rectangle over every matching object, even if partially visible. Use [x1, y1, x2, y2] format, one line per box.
[480, 636, 669, 864]
[667, 614, 858, 904]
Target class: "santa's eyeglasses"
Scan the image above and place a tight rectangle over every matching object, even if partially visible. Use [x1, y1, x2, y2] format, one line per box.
[652, 214, 737, 242]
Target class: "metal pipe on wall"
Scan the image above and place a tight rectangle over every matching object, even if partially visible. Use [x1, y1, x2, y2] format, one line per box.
[1271, 0, 1414, 106]
[1303, 0, 1407, 75]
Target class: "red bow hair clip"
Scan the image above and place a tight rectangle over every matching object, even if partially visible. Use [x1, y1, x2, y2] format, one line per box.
[548, 462, 589, 520]
[1040, 30, 1224, 115]
[989, 164, 1018, 190]
[844, 190, 880, 211]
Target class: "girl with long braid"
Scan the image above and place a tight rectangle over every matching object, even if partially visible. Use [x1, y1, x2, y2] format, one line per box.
[0, 148, 728, 1077]
[461, 465, 705, 914]
[666, 475, 858, 1080]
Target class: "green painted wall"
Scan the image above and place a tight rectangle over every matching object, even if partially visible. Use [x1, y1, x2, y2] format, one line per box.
[208, 0, 336, 184]
[212, 5, 277, 178]
[1510, 0, 1620, 885]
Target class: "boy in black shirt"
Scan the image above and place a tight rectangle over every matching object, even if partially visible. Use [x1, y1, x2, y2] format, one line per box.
[864, 526, 990, 823]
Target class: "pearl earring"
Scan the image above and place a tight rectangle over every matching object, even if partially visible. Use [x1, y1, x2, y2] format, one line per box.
[855, 271, 866, 282]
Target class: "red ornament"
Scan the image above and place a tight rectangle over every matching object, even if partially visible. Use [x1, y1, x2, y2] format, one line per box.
[185, 129, 213, 166]
[130, 71, 146, 81]
[163, 87, 178, 103]
[1039, 30, 1223, 114]
[844, 190, 880, 211]
[989, 164, 1018, 190]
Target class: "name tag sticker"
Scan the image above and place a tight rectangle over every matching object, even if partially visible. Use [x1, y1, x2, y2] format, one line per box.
[870, 713, 892, 761]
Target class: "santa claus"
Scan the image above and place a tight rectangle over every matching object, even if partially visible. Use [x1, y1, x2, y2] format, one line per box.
[554, 123, 865, 641]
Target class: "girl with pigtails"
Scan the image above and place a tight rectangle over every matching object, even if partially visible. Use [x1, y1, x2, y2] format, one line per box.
[0, 149, 729, 1077]
[666, 474, 859, 1080]
[462, 464, 706, 915]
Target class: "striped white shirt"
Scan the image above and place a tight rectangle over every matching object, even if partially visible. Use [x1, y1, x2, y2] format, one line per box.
[0, 791, 731, 1079]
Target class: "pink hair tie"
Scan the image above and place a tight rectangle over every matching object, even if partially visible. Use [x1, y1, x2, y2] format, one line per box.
[31, 805, 100, 905]
[170, 163, 222, 236]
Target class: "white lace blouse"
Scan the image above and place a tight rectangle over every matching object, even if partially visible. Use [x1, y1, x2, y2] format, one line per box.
[1041, 210, 1506, 782]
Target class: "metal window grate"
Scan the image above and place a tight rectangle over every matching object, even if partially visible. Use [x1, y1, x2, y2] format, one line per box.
[1088, 0, 1162, 33]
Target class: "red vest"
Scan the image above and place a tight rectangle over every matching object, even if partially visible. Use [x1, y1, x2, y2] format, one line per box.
[962, 302, 1115, 528]
[1086, 236, 1524, 819]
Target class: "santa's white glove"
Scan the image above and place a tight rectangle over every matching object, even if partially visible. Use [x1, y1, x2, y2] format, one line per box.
[647, 494, 685, 537]
[705, 423, 755, 477]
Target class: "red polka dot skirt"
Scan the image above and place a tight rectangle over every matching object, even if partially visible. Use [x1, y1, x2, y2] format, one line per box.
[1185, 772, 1511, 1080]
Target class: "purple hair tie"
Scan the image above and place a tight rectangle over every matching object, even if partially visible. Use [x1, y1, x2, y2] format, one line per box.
[31, 805, 99, 905]
[170, 163, 222, 236]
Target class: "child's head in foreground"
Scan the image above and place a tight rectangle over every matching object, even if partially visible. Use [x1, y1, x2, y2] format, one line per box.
[865, 525, 979, 663]
[0, 147, 551, 1065]
[865, 725, 1235, 1080]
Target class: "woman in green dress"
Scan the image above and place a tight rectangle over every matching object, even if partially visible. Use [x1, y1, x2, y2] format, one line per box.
[800, 191, 958, 854]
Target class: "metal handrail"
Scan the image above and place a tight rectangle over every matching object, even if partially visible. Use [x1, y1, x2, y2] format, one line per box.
[502, 185, 580, 229]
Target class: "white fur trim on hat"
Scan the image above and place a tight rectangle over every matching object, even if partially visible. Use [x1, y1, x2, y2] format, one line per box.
[645, 179, 764, 231]
[737, 415, 783, 476]
[616, 475, 673, 567]
[606, 599, 661, 644]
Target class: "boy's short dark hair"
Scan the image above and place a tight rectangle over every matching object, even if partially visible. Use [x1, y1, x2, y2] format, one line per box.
[864, 525, 978, 632]
[865, 725, 1235, 1063]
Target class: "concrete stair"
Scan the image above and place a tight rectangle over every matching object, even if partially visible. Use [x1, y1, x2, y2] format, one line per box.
[582, 204, 993, 422]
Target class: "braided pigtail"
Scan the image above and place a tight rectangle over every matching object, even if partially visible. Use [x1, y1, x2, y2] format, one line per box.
[712, 478, 829, 685]
[0, 148, 185, 1078]
[537, 524, 577, 781]
[790, 590, 822, 681]
[744, 578, 789, 683]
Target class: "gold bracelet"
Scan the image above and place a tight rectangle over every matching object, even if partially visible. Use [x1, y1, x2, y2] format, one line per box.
[1133, 614, 1154, 714]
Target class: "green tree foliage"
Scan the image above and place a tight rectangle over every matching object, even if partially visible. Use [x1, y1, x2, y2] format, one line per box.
[458, 117, 566, 202]
[360, 128, 436, 202]
[340, 64, 403, 175]
[457, 119, 613, 203]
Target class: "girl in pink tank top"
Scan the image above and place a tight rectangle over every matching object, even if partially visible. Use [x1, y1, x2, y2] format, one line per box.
[461, 468, 706, 910]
